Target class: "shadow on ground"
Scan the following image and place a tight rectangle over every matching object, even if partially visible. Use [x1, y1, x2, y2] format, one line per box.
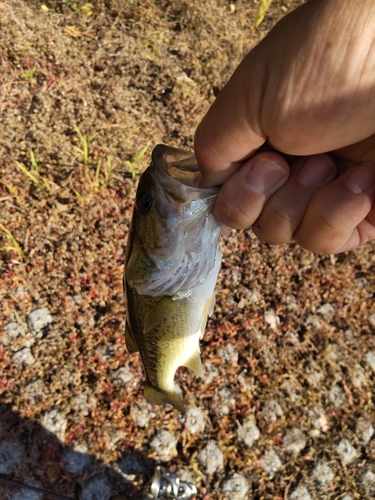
[0, 402, 155, 500]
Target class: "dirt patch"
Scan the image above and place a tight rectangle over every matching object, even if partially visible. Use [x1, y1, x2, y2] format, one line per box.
[1, 0, 375, 499]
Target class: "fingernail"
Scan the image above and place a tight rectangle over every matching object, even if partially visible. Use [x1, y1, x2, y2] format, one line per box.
[246, 158, 286, 193]
[346, 162, 375, 193]
[298, 156, 335, 188]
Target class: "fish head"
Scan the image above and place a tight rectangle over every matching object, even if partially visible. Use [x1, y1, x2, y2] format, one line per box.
[126, 145, 221, 297]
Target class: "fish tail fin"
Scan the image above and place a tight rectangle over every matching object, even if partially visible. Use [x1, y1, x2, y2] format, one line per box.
[144, 383, 185, 413]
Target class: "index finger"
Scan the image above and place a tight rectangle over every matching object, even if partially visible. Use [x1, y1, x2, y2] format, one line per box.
[194, 56, 267, 187]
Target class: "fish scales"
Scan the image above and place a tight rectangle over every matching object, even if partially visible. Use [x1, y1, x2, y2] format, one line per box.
[124, 144, 222, 412]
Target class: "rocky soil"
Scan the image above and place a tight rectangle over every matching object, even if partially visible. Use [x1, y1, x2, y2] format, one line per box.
[1, 0, 375, 499]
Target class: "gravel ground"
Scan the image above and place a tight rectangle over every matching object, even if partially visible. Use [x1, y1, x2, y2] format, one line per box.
[1, 0, 375, 499]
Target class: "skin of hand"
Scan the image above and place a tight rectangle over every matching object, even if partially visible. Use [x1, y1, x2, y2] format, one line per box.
[194, 0, 375, 253]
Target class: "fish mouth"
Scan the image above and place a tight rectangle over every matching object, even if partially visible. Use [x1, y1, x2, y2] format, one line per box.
[152, 144, 218, 192]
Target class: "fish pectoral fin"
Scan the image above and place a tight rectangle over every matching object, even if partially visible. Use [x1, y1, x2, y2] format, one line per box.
[125, 321, 138, 353]
[183, 350, 202, 376]
[143, 296, 179, 333]
[144, 382, 185, 413]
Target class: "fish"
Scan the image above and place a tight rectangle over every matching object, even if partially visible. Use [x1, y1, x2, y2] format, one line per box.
[124, 144, 222, 412]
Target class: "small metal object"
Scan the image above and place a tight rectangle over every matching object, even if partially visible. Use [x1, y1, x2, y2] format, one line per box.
[151, 466, 197, 499]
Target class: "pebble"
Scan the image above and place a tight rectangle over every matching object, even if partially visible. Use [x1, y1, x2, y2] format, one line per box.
[63, 445, 91, 474]
[355, 417, 374, 444]
[221, 472, 249, 499]
[304, 362, 324, 387]
[112, 365, 135, 385]
[10, 486, 42, 500]
[0, 441, 24, 474]
[27, 307, 53, 336]
[202, 362, 220, 384]
[328, 384, 346, 408]
[262, 398, 283, 422]
[118, 453, 148, 477]
[81, 476, 111, 500]
[216, 386, 236, 415]
[368, 313, 375, 327]
[2, 322, 27, 345]
[217, 342, 239, 365]
[12, 347, 35, 365]
[280, 379, 300, 402]
[260, 449, 282, 476]
[317, 303, 335, 316]
[197, 440, 224, 475]
[288, 483, 312, 500]
[312, 459, 334, 488]
[305, 314, 321, 330]
[361, 469, 375, 493]
[283, 428, 306, 454]
[24, 380, 46, 401]
[131, 401, 155, 428]
[150, 430, 177, 460]
[365, 351, 375, 372]
[264, 309, 280, 330]
[237, 418, 260, 447]
[337, 438, 357, 464]
[306, 406, 329, 434]
[183, 406, 206, 435]
[41, 408, 67, 442]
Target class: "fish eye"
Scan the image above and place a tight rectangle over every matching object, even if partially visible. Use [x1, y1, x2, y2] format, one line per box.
[136, 193, 153, 214]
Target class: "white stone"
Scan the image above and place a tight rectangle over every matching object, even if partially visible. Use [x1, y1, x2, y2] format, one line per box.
[328, 384, 346, 408]
[184, 407, 206, 435]
[63, 445, 91, 474]
[42, 408, 67, 442]
[262, 398, 283, 422]
[197, 440, 224, 475]
[283, 428, 306, 454]
[317, 303, 335, 316]
[112, 366, 134, 385]
[81, 476, 111, 500]
[150, 430, 177, 460]
[238, 418, 260, 447]
[365, 351, 375, 372]
[0, 442, 24, 474]
[264, 309, 280, 330]
[12, 347, 35, 365]
[289, 484, 312, 500]
[260, 449, 282, 476]
[221, 473, 249, 499]
[356, 418, 374, 444]
[312, 459, 334, 488]
[27, 308, 52, 335]
[337, 438, 357, 464]
[2, 322, 26, 345]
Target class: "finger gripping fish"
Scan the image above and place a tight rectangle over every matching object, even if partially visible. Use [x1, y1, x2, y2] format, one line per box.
[124, 144, 222, 412]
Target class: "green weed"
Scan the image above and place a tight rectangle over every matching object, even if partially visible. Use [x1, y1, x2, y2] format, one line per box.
[22, 68, 36, 80]
[0, 223, 22, 257]
[125, 145, 149, 181]
[73, 124, 97, 182]
[255, 0, 273, 28]
[14, 151, 51, 191]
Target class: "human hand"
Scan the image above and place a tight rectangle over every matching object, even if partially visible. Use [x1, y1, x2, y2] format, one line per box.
[194, 0, 375, 253]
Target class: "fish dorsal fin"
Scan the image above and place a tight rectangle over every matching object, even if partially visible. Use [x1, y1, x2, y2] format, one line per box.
[183, 350, 202, 376]
[143, 296, 179, 333]
[125, 321, 138, 353]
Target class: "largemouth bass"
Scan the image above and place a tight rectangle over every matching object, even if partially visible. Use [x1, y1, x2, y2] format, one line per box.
[124, 144, 222, 412]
